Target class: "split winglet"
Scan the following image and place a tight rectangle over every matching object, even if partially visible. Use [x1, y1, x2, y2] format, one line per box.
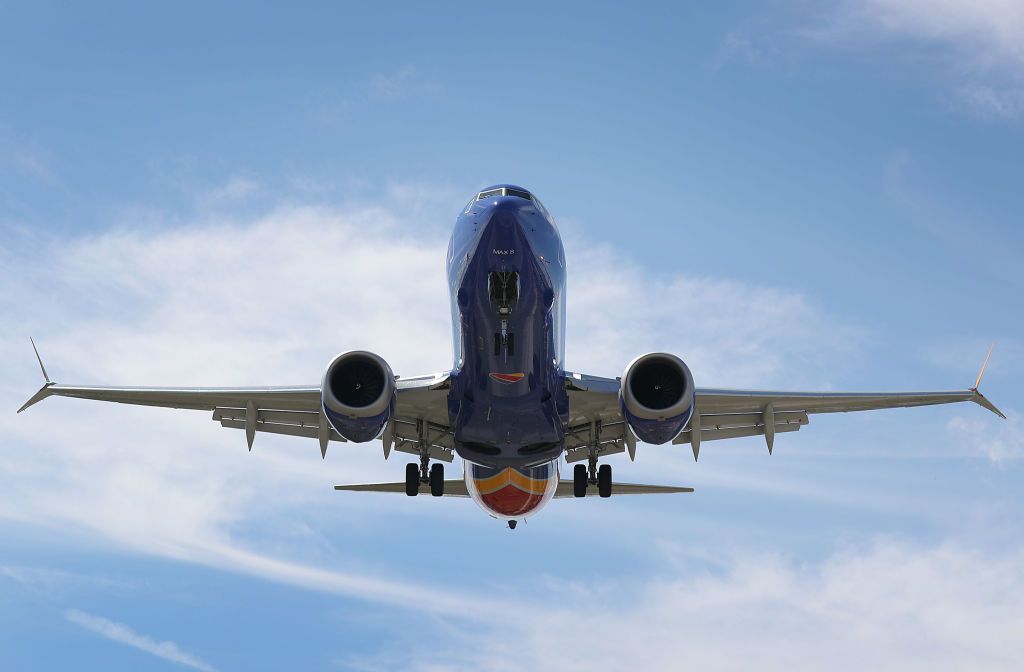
[970, 343, 1005, 420]
[30, 337, 51, 384]
[973, 342, 994, 390]
[17, 338, 56, 414]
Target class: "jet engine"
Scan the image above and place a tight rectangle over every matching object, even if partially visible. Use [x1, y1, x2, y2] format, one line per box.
[620, 352, 695, 445]
[321, 350, 396, 442]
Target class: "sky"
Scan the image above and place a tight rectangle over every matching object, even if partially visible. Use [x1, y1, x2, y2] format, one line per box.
[1, 1, 1023, 670]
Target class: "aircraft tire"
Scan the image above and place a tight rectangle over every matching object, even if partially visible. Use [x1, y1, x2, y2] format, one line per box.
[405, 462, 419, 496]
[598, 464, 612, 498]
[573, 464, 587, 498]
[430, 463, 444, 497]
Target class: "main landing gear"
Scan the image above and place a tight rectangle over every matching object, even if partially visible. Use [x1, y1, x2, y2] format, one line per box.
[405, 424, 445, 497]
[405, 460, 445, 497]
[573, 452, 612, 498]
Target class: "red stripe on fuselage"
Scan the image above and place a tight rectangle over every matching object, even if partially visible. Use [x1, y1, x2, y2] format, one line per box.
[480, 485, 545, 516]
[490, 372, 525, 384]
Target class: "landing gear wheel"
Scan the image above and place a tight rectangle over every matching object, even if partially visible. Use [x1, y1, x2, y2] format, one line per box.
[430, 463, 444, 497]
[598, 464, 612, 498]
[573, 464, 588, 498]
[405, 462, 419, 497]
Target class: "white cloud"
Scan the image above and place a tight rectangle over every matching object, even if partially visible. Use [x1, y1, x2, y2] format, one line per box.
[391, 540, 1024, 672]
[807, 0, 1024, 119]
[948, 411, 1023, 465]
[65, 609, 219, 672]
[834, 0, 1024, 68]
[566, 233, 861, 386]
[955, 84, 1024, 120]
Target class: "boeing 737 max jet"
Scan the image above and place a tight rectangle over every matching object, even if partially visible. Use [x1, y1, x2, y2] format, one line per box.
[19, 185, 1005, 527]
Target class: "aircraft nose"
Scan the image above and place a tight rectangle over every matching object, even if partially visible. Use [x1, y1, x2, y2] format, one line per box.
[482, 197, 533, 234]
[480, 202, 527, 262]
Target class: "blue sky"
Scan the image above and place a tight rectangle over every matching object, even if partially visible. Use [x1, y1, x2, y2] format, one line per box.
[1, 1, 1022, 670]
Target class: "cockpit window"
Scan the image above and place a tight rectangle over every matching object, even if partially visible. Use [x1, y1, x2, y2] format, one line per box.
[505, 187, 532, 201]
[477, 188, 504, 200]
[476, 187, 534, 202]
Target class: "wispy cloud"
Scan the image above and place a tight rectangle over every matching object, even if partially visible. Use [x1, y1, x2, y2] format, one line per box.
[805, 0, 1024, 120]
[948, 411, 1023, 466]
[566, 231, 863, 387]
[202, 176, 261, 204]
[823, 0, 1024, 67]
[0, 127, 59, 184]
[65, 609, 218, 672]
[387, 540, 1024, 671]
[366, 65, 440, 101]
[880, 149, 1024, 287]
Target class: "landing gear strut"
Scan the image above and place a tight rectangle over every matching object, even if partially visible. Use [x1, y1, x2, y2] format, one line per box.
[406, 419, 445, 496]
[573, 421, 613, 498]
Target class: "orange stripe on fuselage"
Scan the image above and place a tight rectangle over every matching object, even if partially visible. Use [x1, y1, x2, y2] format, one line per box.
[472, 467, 549, 496]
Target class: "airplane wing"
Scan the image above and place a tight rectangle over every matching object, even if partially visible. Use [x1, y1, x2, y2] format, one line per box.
[564, 368, 1005, 461]
[17, 341, 452, 460]
[334, 480, 693, 498]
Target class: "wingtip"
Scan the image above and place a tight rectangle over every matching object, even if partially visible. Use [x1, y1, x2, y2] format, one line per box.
[17, 384, 55, 414]
[967, 344, 1004, 419]
[972, 390, 1006, 420]
[20, 337, 56, 412]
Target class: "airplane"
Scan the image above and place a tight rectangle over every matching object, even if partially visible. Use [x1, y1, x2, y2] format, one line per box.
[19, 184, 1005, 529]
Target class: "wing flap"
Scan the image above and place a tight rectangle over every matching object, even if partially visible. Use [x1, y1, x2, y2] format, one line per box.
[219, 418, 346, 442]
[673, 419, 803, 445]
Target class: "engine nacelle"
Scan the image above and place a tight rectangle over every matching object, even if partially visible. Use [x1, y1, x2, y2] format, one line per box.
[321, 350, 396, 443]
[620, 352, 695, 445]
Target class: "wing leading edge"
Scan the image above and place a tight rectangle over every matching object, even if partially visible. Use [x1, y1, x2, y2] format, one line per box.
[17, 340, 452, 460]
[565, 364, 1004, 461]
[18, 341, 1006, 464]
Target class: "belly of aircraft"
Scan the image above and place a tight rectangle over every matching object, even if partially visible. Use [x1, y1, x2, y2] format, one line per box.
[447, 198, 567, 466]
[464, 459, 559, 519]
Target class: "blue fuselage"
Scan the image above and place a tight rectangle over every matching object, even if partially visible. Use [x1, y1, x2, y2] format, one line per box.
[445, 186, 569, 468]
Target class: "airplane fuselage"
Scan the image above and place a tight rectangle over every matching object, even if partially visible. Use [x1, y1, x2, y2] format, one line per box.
[446, 186, 567, 518]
